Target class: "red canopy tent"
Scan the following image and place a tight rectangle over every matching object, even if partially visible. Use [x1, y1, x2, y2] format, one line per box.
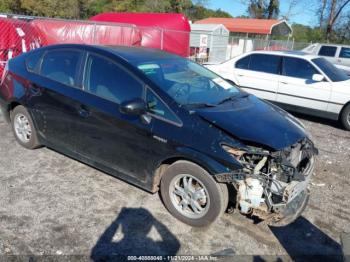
[0, 18, 43, 75]
[31, 19, 142, 47]
[90, 13, 191, 57]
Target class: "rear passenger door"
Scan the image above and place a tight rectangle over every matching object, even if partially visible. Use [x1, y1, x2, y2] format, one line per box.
[26, 48, 83, 151]
[277, 56, 331, 112]
[234, 54, 280, 101]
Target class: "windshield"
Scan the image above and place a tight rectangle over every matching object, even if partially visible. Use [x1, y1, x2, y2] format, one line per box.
[312, 57, 349, 82]
[135, 58, 240, 106]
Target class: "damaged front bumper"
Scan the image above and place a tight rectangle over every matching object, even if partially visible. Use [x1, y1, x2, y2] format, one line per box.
[216, 139, 317, 226]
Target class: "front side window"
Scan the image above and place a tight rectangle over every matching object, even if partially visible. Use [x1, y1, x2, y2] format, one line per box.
[282, 57, 318, 80]
[40, 50, 81, 86]
[235, 55, 250, 69]
[340, 47, 350, 58]
[84, 54, 143, 103]
[146, 88, 179, 124]
[318, 46, 337, 57]
[312, 57, 349, 82]
[135, 58, 240, 106]
[249, 54, 280, 74]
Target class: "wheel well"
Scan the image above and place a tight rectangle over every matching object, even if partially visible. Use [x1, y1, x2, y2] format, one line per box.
[340, 101, 350, 120]
[151, 157, 184, 193]
[5, 102, 21, 122]
[151, 156, 227, 193]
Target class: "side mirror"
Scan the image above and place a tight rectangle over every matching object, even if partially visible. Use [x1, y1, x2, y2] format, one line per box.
[312, 74, 325, 82]
[120, 98, 147, 116]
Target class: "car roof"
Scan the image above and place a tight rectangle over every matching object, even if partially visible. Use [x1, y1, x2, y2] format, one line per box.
[102, 45, 181, 63]
[243, 50, 320, 60]
[310, 43, 350, 48]
[35, 44, 181, 64]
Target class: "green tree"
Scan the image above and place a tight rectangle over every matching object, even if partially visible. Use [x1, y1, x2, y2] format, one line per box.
[170, 0, 189, 13]
[0, 0, 23, 14]
[19, 0, 82, 18]
[291, 24, 325, 43]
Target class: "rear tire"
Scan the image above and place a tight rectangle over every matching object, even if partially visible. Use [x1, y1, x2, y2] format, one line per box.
[11, 105, 40, 149]
[340, 104, 350, 131]
[160, 160, 228, 227]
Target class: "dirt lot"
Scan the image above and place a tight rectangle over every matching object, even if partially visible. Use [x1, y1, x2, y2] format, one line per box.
[0, 111, 349, 261]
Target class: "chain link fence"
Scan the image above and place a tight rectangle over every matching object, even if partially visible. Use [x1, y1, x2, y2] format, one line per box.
[188, 32, 312, 64]
[0, 12, 313, 75]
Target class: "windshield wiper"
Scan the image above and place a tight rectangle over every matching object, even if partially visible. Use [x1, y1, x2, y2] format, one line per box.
[184, 102, 217, 108]
[217, 93, 249, 105]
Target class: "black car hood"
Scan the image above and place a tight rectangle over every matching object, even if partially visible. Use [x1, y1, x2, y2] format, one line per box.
[195, 95, 306, 150]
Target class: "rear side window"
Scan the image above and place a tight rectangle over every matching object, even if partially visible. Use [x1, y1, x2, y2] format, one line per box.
[318, 46, 337, 57]
[340, 47, 350, 58]
[282, 57, 319, 80]
[235, 55, 250, 69]
[249, 54, 280, 74]
[84, 54, 143, 104]
[40, 50, 81, 86]
[26, 51, 43, 72]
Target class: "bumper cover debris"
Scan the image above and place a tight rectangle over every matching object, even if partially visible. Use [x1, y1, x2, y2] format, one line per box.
[216, 138, 317, 225]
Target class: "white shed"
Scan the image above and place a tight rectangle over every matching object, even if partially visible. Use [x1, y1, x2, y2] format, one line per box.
[190, 24, 229, 63]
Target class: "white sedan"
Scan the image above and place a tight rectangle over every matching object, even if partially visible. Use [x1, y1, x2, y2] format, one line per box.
[205, 50, 350, 130]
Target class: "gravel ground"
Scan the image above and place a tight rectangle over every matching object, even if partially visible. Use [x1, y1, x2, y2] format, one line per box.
[0, 112, 349, 261]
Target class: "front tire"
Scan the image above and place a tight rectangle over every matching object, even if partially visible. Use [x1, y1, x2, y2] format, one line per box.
[160, 160, 228, 227]
[11, 105, 40, 149]
[341, 104, 350, 131]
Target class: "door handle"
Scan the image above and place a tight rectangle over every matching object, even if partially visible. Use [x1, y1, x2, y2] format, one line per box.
[78, 105, 90, 118]
[280, 81, 288, 85]
[237, 74, 245, 77]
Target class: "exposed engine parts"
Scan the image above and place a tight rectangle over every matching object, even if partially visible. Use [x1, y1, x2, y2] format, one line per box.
[217, 139, 317, 223]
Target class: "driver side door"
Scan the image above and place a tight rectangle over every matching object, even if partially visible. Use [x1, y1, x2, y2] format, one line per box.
[70, 53, 157, 183]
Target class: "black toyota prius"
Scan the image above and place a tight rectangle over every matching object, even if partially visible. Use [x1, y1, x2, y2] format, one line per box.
[0, 44, 317, 227]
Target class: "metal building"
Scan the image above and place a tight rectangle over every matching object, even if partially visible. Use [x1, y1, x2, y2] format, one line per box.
[190, 23, 229, 63]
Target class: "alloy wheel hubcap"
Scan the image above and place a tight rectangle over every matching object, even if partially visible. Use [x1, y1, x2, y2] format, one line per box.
[169, 174, 210, 219]
[14, 114, 32, 143]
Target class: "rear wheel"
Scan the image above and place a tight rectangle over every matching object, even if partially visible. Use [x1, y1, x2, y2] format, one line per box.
[340, 104, 350, 131]
[160, 160, 228, 227]
[11, 105, 40, 149]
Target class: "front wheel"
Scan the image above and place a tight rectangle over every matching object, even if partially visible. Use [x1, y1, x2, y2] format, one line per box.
[11, 105, 40, 149]
[340, 104, 350, 131]
[160, 160, 228, 227]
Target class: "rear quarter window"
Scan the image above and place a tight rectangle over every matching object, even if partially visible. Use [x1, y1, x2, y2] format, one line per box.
[235, 55, 250, 69]
[318, 46, 337, 57]
[25, 51, 44, 72]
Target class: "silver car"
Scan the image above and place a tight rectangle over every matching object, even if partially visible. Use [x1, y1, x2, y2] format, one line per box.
[303, 43, 350, 74]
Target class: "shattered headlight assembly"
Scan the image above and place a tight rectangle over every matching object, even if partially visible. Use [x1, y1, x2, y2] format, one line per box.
[221, 144, 246, 160]
[222, 144, 269, 214]
[221, 144, 270, 169]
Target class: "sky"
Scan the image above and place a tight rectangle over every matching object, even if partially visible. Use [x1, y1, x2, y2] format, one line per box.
[210, 0, 319, 26]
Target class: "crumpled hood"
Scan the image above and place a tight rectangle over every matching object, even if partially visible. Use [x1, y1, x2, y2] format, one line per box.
[195, 95, 307, 150]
